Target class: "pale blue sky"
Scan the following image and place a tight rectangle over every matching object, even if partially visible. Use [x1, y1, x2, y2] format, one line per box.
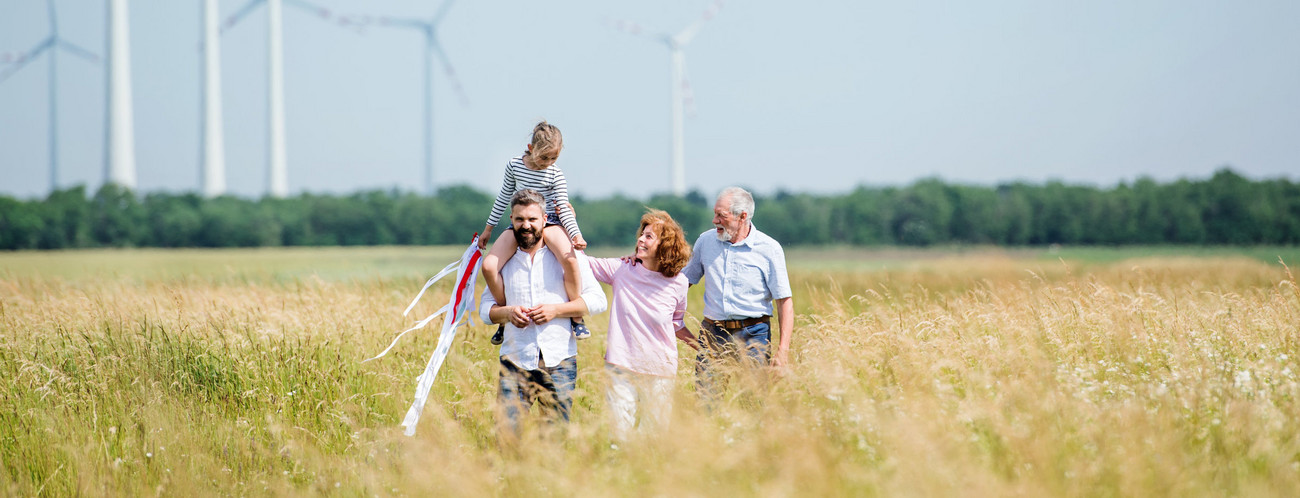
[1, 0, 1297, 200]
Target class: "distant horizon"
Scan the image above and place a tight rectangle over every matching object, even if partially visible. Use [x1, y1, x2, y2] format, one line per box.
[7, 165, 1286, 202]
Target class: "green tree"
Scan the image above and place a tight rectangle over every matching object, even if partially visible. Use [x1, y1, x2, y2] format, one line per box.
[39, 186, 91, 249]
[91, 183, 146, 247]
[0, 197, 45, 250]
[143, 193, 203, 247]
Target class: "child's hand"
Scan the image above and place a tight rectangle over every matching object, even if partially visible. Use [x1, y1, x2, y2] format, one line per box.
[572, 234, 587, 251]
[479, 226, 493, 249]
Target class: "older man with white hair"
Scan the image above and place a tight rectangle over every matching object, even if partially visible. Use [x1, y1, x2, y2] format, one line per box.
[683, 186, 794, 399]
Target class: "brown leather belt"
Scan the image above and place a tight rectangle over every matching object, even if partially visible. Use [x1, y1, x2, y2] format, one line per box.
[703, 316, 770, 330]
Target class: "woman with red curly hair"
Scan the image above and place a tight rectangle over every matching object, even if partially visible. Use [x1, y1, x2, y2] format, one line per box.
[587, 209, 698, 441]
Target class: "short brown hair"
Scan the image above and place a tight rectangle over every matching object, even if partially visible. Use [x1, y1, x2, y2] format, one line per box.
[511, 189, 544, 210]
[640, 209, 691, 278]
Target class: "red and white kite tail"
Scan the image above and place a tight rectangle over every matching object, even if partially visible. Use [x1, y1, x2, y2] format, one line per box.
[400, 235, 483, 436]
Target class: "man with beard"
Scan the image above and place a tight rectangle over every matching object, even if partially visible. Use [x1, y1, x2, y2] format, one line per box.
[479, 189, 606, 438]
[683, 186, 794, 400]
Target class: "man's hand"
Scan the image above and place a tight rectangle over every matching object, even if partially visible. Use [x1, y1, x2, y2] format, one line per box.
[508, 306, 530, 328]
[526, 304, 560, 325]
[479, 225, 494, 250]
[771, 350, 790, 368]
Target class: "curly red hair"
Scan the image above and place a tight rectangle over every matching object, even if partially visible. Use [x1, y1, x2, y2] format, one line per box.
[639, 209, 691, 278]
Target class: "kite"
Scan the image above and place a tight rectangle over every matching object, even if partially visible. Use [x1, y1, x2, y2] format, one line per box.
[365, 235, 483, 436]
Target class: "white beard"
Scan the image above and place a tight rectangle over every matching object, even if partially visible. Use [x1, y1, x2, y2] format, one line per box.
[714, 225, 733, 241]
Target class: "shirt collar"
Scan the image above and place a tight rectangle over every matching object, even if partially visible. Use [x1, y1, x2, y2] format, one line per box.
[728, 222, 758, 247]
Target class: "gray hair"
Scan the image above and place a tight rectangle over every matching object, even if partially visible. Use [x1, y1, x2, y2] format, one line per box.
[510, 189, 545, 210]
[717, 187, 754, 220]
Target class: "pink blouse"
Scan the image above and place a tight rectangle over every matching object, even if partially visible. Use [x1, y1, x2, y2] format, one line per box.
[589, 258, 690, 377]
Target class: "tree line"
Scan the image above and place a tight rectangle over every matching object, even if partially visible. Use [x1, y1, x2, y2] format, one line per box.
[1, 168, 1296, 250]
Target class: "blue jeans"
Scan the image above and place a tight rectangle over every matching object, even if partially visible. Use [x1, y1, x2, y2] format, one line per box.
[498, 355, 577, 437]
[694, 320, 770, 403]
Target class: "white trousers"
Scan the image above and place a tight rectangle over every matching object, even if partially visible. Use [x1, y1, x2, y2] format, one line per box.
[605, 364, 674, 442]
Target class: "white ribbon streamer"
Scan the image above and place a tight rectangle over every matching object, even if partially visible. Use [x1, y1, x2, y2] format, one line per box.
[403, 260, 462, 316]
[361, 304, 451, 363]
[400, 237, 482, 436]
[364, 235, 482, 436]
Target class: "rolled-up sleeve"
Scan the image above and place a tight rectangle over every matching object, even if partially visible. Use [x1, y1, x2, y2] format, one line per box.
[478, 287, 497, 324]
[684, 233, 707, 285]
[672, 279, 688, 330]
[767, 245, 792, 300]
[576, 252, 607, 316]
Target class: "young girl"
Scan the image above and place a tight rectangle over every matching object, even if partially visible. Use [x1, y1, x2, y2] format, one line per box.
[480, 121, 589, 345]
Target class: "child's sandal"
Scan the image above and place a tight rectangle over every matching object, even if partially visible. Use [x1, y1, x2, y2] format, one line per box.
[572, 320, 591, 340]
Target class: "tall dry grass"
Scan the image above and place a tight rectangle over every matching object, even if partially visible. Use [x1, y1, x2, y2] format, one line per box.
[1, 248, 1297, 496]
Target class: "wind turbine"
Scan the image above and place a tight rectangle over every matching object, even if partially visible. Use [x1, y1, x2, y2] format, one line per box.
[105, 0, 137, 190]
[0, 0, 100, 194]
[222, 0, 371, 198]
[611, 1, 724, 197]
[373, 1, 469, 196]
[200, 0, 226, 198]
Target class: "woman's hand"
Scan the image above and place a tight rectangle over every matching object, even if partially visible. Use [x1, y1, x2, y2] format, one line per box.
[675, 327, 700, 350]
[572, 234, 588, 251]
[479, 225, 493, 250]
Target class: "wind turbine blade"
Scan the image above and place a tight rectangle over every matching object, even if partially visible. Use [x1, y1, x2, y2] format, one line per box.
[675, 0, 724, 46]
[606, 17, 663, 40]
[380, 17, 427, 30]
[431, 0, 456, 25]
[429, 37, 469, 106]
[283, 0, 331, 19]
[222, 0, 265, 33]
[0, 38, 53, 85]
[608, 17, 677, 48]
[337, 14, 376, 30]
[281, 0, 373, 34]
[56, 40, 99, 62]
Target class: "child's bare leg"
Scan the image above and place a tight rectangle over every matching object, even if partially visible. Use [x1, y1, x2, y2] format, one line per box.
[542, 226, 582, 318]
[483, 230, 518, 307]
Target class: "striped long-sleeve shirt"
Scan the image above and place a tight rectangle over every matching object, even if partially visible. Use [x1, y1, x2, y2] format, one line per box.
[485, 156, 582, 239]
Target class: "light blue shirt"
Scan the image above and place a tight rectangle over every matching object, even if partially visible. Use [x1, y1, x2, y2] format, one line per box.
[683, 223, 792, 320]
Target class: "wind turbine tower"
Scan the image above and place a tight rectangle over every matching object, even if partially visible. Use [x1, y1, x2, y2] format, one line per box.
[105, 0, 138, 190]
[266, 0, 288, 198]
[224, 0, 290, 197]
[224, 0, 367, 198]
[201, 0, 227, 197]
[0, 0, 100, 193]
[612, 1, 724, 197]
[376, 0, 468, 196]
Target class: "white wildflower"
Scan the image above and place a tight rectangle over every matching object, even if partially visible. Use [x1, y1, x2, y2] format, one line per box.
[1234, 370, 1252, 389]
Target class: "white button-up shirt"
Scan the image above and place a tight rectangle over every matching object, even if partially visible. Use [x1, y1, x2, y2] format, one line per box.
[479, 248, 607, 370]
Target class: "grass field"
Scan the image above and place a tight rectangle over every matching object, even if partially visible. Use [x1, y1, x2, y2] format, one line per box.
[2, 246, 1298, 496]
